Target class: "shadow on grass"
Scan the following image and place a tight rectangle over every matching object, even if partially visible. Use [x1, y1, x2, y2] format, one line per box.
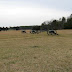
[31, 45, 40, 48]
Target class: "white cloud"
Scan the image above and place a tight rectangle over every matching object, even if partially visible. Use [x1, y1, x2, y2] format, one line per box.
[0, 3, 71, 27]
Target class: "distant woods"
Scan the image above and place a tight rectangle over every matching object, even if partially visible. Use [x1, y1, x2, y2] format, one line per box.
[41, 14, 72, 30]
[0, 14, 72, 31]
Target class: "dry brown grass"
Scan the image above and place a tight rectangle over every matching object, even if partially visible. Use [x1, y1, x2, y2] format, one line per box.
[0, 30, 72, 72]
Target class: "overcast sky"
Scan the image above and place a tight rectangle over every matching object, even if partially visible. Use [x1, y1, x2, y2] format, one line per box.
[0, 0, 72, 27]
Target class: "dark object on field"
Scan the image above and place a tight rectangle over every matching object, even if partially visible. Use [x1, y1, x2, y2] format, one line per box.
[47, 30, 58, 35]
[30, 30, 38, 34]
[22, 30, 26, 33]
[0, 30, 1, 31]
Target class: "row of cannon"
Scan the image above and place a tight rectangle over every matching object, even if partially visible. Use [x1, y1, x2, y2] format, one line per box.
[21, 30, 58, 35]
[22, 30, 40, 34]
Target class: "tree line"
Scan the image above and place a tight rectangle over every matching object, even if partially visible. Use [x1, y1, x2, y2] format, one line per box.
[41, 14, 72, 30]
[0, 26, 33, 31]
[0, 14, 72, 31]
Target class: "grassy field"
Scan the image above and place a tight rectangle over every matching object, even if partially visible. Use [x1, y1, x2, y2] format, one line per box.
[0, 30, 72, 72]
